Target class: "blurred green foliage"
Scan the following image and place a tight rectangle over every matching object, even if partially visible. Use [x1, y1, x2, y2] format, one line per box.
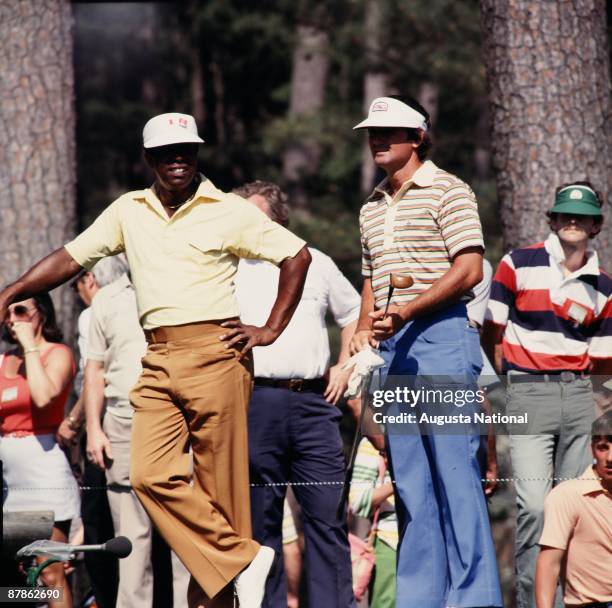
[73, 0, 502, 287]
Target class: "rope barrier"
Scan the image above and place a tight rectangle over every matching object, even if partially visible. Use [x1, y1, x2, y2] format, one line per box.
[5, 476, 602, 492]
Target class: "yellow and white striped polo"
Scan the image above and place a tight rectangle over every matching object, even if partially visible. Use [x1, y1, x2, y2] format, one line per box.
[359, 160, 484, 309]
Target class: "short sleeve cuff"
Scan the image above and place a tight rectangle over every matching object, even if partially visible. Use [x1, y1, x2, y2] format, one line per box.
[271, 237, 306, 265]
[447, 237, 485, 259]
[538, 534, 567, 550]
[257, 225, 306, 266]
[335, 307, 360, 328]
[64, 242, 94, 271]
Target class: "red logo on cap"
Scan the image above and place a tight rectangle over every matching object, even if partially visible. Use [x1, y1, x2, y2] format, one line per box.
[168, 118, 174, 125]
[372, 101, 388, 112]
[179, 117, 188, 128]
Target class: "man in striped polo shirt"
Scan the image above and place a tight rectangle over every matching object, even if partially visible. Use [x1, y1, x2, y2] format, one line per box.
[350, 96, 502, 608]
[483, 182, 611, 608]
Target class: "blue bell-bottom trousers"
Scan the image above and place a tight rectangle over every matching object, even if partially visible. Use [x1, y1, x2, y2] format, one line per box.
[379, 303, 502, 608]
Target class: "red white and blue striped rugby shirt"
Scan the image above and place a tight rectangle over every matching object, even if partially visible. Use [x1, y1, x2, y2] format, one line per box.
[486, 233, 612, 373]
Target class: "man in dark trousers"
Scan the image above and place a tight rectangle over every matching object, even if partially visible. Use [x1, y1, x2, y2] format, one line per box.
[234, 180, 360, 608]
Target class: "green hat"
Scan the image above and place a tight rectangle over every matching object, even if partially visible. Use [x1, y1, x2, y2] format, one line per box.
[550, 185, 602, 217]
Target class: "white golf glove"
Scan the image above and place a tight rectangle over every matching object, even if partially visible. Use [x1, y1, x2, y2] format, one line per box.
[342, 347, 386, 399]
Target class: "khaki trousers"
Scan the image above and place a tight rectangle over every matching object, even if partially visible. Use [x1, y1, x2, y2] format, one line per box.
[129, 323, 259, 602]
[104, 412, 190, 608]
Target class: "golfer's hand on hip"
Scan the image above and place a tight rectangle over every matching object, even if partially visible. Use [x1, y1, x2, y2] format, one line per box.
[220, 320, 279, 360]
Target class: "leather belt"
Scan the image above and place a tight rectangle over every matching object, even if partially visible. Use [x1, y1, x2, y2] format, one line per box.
[144, 319, 236, 344]
[508, 371, 589, 385]
[254, 377, 327, 393]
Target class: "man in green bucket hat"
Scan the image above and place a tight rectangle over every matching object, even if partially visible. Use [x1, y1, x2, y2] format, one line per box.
[483, 181, 611, 608]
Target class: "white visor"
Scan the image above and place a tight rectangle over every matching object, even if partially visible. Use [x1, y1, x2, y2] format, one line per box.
[353, 97, 428, 131]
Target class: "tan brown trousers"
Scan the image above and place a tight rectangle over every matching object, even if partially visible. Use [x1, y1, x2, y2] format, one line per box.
[129, 322, 259, 604]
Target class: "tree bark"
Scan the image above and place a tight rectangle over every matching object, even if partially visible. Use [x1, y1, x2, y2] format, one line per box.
[474, 96, 491, 181]
[210, 57, 226, 146]
[417, 82, 439, 129]
[282, 22, 330, 208]
[480, 0, 611, 258]
[360, 0, 389, 196]
[139, 5, 160, 107]
[186, 0, 206, 127]
[0, 0, 77, 339]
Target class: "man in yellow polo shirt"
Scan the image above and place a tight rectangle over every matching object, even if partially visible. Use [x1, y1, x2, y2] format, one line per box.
[535, 411, 612, 608]
[0, 113, 311, 608]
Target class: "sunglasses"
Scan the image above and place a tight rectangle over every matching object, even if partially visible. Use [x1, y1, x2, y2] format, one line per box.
[8, 304, 38, 319]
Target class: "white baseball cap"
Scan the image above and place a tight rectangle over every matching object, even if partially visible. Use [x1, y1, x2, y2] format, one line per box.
[142, 113, 204, 149]
[353, 97, 429, 131]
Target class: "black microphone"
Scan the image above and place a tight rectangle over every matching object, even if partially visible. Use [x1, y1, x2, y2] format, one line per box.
[103, 536, 132, 558]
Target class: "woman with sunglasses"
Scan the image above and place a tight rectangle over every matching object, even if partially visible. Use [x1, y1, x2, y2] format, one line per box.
[0, 293, 78, 607]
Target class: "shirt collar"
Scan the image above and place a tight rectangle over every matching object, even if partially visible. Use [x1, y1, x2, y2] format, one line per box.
[579, 465, 608, 496]
[544, 233, 600, 277]
[371, 160, 438, 201]
[137, 173, 223, 217]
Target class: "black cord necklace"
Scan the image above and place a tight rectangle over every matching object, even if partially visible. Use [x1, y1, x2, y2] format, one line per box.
[155, 176, 201, 211]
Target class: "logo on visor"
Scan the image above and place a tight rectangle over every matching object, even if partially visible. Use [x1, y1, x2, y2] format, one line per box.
[372, 101, 388, 112]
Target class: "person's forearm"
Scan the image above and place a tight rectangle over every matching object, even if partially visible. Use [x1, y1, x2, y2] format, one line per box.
[0, 248, 82, 307]
[67, 396, 85, 427]
[482, 394, 498, 484]
[399, 250, 483, 322]
[338, 320, 358, 365]
[265, 246, 311, 336]
[84, 363, 106, 433]
[356, 279, 375, 330]
[24, 352, 64, 408]
[371, 482, 394, 510]
[535, 550, 563, 608]
[482, 320, 505, 375]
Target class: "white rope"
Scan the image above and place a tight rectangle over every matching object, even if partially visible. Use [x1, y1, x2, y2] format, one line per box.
[7, 476, 602, 492]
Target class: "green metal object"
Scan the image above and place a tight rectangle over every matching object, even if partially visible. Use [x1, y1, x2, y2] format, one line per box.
[25, 558, 62, 587]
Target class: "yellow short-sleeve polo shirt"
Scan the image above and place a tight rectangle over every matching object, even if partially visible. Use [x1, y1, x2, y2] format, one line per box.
[65, 177, 306, 329]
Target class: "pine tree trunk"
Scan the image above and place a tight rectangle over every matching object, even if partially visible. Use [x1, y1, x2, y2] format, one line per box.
[480, 0, 611, 259]
[282, 22, 329, 209]
[0, 0, 77, 339]
[186, 0, 206, 127]
[417, 82, 439, 129]
[360, 0, 389, 196]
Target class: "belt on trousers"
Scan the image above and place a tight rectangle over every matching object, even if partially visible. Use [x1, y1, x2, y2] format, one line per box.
[507, 371, 589, 385]
[254, 377, 327, 393]
[144, 319, 237, 344]
[576, 603, 612, 608]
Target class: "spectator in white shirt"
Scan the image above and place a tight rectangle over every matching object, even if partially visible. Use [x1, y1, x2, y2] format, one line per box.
[234, 181, 360, 608]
